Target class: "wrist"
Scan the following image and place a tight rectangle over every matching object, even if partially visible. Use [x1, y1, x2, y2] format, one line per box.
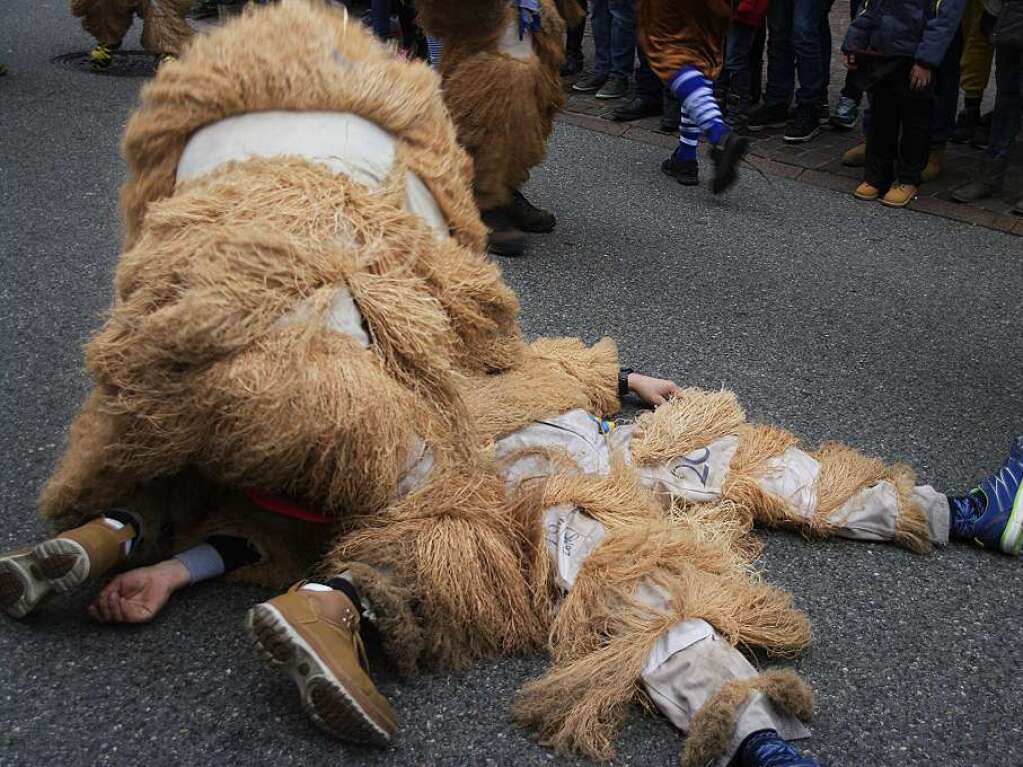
[153, 558, 192, 592]
[618, 368, 635, 398]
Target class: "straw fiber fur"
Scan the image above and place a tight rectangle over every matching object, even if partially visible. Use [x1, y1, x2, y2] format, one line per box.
[119, 0, 487, 252]
[680, 670, 814, 767]
[41, 4, 533, 537]
[71, 0, 194, 54]
[419, 0, 566, 210]
[462, 336, 620, 442]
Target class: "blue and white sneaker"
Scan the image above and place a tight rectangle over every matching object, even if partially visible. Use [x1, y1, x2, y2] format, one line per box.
[949, 436, 1023, 555]
[737, 729, 821, 767]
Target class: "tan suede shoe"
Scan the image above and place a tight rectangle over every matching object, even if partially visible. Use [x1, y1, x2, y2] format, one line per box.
[881, 183, 918, 208]
[247, 584, 397, 746]
[853, 181, 881, 201]
[0, 518, 134, 618]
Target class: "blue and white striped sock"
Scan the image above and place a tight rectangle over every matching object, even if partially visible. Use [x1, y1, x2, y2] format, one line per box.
[426, 36, 444, 67]
[673, 115, 701, 163]
[669, 65, 727, 147]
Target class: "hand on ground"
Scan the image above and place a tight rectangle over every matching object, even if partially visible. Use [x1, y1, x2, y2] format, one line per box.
[88, 560, 190, 624]
[628, 374, 681, 408]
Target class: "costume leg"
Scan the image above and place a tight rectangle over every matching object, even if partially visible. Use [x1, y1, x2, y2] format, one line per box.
[139, 0, 194, 57]
[70, 0, 136, 47]
[514, 502, 814, 767]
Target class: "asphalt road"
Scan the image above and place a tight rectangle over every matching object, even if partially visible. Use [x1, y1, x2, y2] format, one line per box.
[1, 3, 1022, 766]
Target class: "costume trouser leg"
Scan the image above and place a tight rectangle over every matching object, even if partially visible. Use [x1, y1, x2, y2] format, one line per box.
[635, 431, 950, 550]
[71, 0, 137, 47]
[669, 66, 728, 161]
[539, 504, 811, 767]
[139, 0, 193, 57]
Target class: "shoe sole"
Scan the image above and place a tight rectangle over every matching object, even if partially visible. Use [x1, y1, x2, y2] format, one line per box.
[0, 539, 91, 619]
[999, 490, 1023, 556]
[747, 120, 787, 132]
[594, 92, 626, 100]
[880, 196, 915, 208]
[247, 603, 396, 747]
[853, 192, 879, 201]
[783, 127, 820, 144]
[660, 165, 699, 187]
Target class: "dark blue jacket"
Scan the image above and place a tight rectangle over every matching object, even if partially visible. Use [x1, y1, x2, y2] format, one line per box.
[842, 0, 968, 68]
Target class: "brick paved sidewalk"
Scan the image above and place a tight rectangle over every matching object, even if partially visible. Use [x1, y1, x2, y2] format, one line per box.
[557, 2, 1023, 237]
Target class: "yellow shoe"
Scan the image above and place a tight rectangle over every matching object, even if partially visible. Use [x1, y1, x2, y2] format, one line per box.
[157, 54, 176, 69]
[88, 42, 118, 70]
[921, 146, 944, 182]
[853, 181, 881, 201]
[248, 584, 397, 746]
[0, 518, 134, 618]
[881, 183, 918, 208]
[842, 142, 866, 167]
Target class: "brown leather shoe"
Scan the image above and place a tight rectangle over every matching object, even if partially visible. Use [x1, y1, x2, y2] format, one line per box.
[0, 518, 134, 618]
[247, 584, 397, 746]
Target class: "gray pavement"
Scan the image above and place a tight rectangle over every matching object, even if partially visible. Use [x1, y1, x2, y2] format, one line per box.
[1, 3, 1022, 766]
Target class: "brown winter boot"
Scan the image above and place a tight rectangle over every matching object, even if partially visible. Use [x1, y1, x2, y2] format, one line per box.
[0, 517, 135, 618]
[842, 141, 866, 167]
[881, 182, 918, 208]
[248, 584, 397, 746]
[921, 145, 944, 182]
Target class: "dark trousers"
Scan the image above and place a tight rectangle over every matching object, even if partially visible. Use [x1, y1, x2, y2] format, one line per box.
[566, 0, 588, 62]
[840, 0, 865, 102]
[989, 44, 1023, 159]
[636, 48, 663, 100]
[865, 60, 933, 187]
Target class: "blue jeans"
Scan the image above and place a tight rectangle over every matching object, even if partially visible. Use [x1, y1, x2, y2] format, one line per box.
[988, 45, 1023, 159]
[765, 0, 830, 109]
[590, 0, 636, 78]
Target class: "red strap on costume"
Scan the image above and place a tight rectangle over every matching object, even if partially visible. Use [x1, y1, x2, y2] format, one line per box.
[243, 489, 331, 524]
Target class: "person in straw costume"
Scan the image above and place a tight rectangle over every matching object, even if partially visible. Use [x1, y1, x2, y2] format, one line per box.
[71, 0, 194, 70]
[2, 4, 1021, 766]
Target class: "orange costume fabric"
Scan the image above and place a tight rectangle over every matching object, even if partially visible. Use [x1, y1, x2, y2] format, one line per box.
[637, 0, 733, 83]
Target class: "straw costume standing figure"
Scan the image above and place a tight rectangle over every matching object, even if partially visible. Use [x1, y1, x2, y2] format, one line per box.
[71, 0, 194, 70]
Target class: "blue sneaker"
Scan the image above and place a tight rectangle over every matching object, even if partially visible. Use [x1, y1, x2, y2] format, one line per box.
[737, 729, 821, 767]
[949, 436, 1023, 555]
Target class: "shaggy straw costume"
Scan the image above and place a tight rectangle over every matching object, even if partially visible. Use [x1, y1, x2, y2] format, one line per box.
[38, 0, 535, 587]
[71, 0, 194, 57]
[415, 0, 567, 212]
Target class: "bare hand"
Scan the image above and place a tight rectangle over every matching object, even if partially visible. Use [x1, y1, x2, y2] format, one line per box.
[909, 63, 932, 91]
[845, 53, 857, 70]
[88, 560, 190, 624]
[628, 373, 681, 408]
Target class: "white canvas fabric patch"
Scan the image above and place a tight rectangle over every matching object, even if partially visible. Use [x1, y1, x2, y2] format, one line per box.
[542, 503, 608, 591]
[756, 448, 821, 518]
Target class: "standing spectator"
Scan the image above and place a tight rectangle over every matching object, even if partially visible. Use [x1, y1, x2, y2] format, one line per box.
[562, 0, 587, 75]
[611, 50, 663, 120]
[572, 0, 636, 99]
[953, 0, 996, 144]
[954, 0, 1023, 210]
[831, 0, 866, 129]
[845, 0, 967, 207]
[722, 0, 769, 133]
[747, 0, 831, 142]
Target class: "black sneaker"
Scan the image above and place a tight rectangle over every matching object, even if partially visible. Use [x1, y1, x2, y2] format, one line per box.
[595, 74, 629, 100]
[611, 95, 662, 122]
[661, 155, 699, 186]
[504, 190, 556, 233]
[709, 132, 749, 194]
[482, 208, 527, 257]
[572, 72, 608, 93]
[747, 102, 789, 131]
[783, 107, 820, 143]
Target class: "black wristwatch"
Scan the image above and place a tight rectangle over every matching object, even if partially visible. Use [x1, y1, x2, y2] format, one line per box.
[618, 368, 634, 398]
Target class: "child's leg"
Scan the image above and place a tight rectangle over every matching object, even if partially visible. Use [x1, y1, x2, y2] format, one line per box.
[670, 65, 729, 147]
[894, 69, 932, 186]
[864, 72, 900, 189]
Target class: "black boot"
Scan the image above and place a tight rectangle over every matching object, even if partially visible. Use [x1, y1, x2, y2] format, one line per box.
[725, 69, 753, 135]
[562, 21, 585, 76]
[951, 102, 980, 144]
[661, 153, 699, 186]
[709, 131, 749, 194]
[952, 156, 1008, 203]
[611, 94, 662, 122]
[501, 190, 556, 233]
[482, 207, 528, 257]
